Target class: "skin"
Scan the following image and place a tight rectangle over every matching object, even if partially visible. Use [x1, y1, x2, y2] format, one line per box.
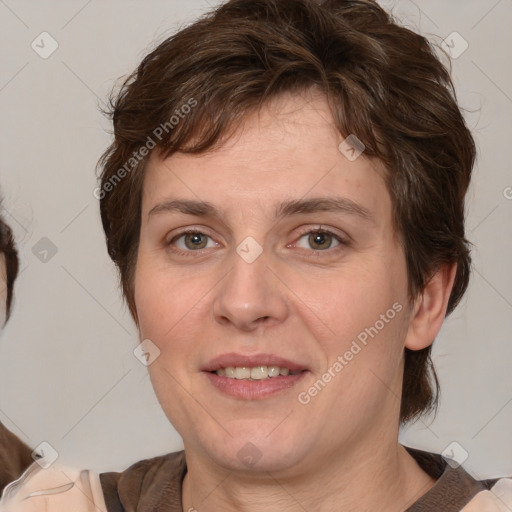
[0, 253, 7, 329]
[134, 89, 456, 512]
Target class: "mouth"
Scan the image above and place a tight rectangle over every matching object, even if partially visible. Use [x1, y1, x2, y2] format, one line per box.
[201, 353, 309, 400]
[208, 365, 304, 380]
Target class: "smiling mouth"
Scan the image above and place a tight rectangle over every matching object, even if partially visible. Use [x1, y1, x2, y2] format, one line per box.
[204, 366, 308, 400]
[210, 365, 304, 380]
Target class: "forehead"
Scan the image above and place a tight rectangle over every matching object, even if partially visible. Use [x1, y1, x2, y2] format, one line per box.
[141, 91, 391, 221]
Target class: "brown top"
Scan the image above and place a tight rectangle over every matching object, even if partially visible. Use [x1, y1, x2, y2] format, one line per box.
[0, 422, 33, 494]
[99, 445, 501, 512]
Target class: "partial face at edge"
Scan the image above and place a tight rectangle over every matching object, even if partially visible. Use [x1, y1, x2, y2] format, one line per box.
[0, 253, 7, 329]
[133, 90, 415, 474]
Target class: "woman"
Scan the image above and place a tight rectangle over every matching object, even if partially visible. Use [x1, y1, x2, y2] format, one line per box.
[1, 0, 511, 510]
[0, 209, 33, 492]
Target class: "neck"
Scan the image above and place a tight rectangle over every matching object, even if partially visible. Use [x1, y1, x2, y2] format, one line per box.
[181, 437, 435, 512]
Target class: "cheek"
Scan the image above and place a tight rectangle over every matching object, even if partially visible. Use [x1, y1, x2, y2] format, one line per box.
[291, 255, 406, 339]
[133, 250, 212, 355]
[0, 298, 6, 329]
[286, 253, 409, 411]
[0, 260, 7, 328]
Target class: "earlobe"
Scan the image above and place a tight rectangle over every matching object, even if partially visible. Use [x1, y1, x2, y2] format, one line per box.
[404, 263, 457, 351]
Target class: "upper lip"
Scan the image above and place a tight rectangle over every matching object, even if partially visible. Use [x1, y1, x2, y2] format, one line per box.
[202, 353, 309, 372]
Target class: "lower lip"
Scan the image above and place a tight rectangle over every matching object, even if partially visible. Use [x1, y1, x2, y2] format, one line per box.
[203, 371, 308, 400]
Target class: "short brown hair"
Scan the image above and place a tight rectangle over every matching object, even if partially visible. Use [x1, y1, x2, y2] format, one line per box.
[98, 0, 475, 423]
[0, 209, 19, 321]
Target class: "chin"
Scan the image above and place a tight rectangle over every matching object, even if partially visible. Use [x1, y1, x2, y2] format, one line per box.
[199, 425, 309, 474]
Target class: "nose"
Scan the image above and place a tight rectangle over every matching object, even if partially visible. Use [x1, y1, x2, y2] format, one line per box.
[212, 245, 289, 332]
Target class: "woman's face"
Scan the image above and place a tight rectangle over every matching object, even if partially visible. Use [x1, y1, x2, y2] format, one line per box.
[0, 253, 7, 329]
[134, 91, 415, 473]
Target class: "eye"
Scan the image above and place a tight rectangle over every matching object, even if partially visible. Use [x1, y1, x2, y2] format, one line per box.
[166, 227, 347, 257]
[293, 228, 345, 251]
[170, 230, 217, 252]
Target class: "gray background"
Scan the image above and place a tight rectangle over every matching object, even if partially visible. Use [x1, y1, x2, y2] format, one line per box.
[0, 0, 511, 478]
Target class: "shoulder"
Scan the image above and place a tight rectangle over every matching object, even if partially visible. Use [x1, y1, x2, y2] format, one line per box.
[0, 422, 33, 493]
[460, 478, 512, 511]
[100, 450, 186, 512]
[0, 450, 186, 512]
[0, 461, 106, 512]
[403, 445, 512, 511]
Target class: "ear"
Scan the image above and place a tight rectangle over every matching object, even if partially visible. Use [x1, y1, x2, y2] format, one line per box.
[405, 262, 457, 351]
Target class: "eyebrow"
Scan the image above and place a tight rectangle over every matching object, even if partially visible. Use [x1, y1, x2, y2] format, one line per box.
[148, 196, 374, 222]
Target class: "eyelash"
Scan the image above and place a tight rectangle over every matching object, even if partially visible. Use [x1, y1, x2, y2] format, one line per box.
[166, 227, 349, 258]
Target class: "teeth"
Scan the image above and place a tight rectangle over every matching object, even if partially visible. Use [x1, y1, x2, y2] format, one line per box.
[250, 366, 267, 380]
[268, 366, 281, 377]
[236, 367, 251, 379]
[214, 365, 301, 379]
